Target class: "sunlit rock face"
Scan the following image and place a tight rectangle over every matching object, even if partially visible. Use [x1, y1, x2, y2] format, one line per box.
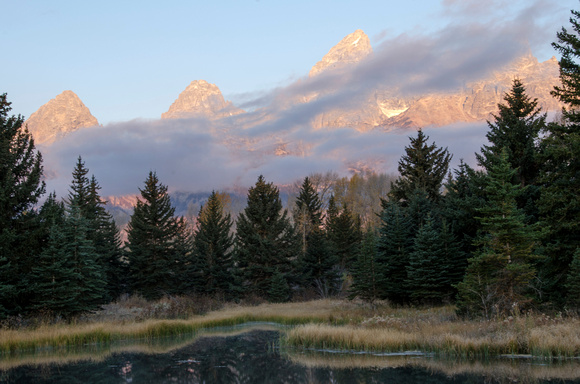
[385, 53, 562, 129]
[25, 90, 99, 145]
[308, 29, 561, 131]
[309, 29, 373, 78]
[161, 80, 244, 120]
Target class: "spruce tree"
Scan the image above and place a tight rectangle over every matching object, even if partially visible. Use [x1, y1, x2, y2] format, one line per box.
[190, 191, 235, 297]
[456, 149, 538, 318]
[536, 8, 580, 306]
[477, 79, 545, 188]
[235, 175, 299, 298]
[126, 172, 192, 299]
[268, 268, 290, 303]
[325, 196, 362, 271]
[376, 200, 413, 304]
[565, 249, 580, 310]
[389, 129, 452, 203]
[63, 203, 107, 314]
[442, 161, 486, 260]
[0, 93, 45, 317]
[299, 227, 339, 296]
[406, 215, 449, 304]
[349, 228, 380, 307]
[28, 194, 79, 316]
[294, 176, 323, 253]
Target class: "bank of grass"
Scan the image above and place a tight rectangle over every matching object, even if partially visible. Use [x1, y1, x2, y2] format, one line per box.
[2, 298, 580, 359]
[0, 299, 344, 355]
[284, 303, 580, 358]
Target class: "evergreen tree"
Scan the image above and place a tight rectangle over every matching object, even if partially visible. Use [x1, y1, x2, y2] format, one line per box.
[536, 8, 580, 306]
[349, 228, 380, 307]
[268, 268, 290, 303]
[66, 159, 124, 302]
[87, 176, 125, 300]
[389, 129, 452, 203]
[63, 203, 107, 314]
[235, 175, 299, 298]
[28, 194, 79, 316]
[0, 93, 45, 317]
[406, 215, 449, 305]
[477, 79, 545, 188]
[126, 172, 192, 299]
[442, 161, 486, 260]
[190, 191, 235, 297]
[294, 176, 323, 253]
[325, 196, 362, 271]
[376, 200, 413, 304]
[565, 249, 580, 310]
[456, 149, 538, 318]
[299, 227, 339, 296]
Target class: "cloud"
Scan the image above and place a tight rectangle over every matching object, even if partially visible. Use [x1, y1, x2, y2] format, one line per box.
[40, 1, 549, 199]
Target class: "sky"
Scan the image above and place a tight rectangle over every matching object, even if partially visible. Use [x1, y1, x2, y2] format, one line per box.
[2, 0, 577, 198]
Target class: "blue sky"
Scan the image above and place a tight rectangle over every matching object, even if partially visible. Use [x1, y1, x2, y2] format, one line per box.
[3, 0, 576, 124]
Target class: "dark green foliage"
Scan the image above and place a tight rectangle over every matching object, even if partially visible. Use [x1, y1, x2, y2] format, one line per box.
[235, 175, 299, 298]
[61, 203, 107, 315]
[268, 268, 290, 303]
[442, 161, 486, 258]
[66, 159, 124, 302]
[389, 128, 452, 203]
[565, 249, 580, 310]
[376, 200, 413, 304]
[552, 9, 580, 123]
[126, 172, 192, 300]
[349, 228, 380, 306]
[325, 196, 362, 271]
[0, 93, 45, 318]
[299, 227, 339, 296]
[477, 79, 545, 188]
[456, 149, 538, 318]
[190, 191, 235, 297]
[406, 216, 453, 304]
[536, 9, 580, 306]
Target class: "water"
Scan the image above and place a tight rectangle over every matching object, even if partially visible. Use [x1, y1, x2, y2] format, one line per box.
[1, 325, 579, 383]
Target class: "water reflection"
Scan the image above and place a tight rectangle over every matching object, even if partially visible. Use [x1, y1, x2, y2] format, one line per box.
[1, 326, 579, 383]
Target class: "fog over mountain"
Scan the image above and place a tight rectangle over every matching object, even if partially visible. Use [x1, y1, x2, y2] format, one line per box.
[34, 3, 562, 200]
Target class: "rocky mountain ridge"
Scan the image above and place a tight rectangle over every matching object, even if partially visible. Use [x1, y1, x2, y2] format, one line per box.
[25, 90, 99, 145]
[26, 30, 562, 144]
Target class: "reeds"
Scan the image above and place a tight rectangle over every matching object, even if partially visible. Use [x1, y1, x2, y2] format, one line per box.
[284, 308, 580, 358]
[0, 299, 340, 355]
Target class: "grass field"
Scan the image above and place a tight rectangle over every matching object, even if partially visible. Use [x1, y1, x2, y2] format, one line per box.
[1, 298, 579, 360]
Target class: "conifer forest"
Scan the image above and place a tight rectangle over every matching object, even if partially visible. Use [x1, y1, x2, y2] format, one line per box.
[1, 9, 580, 322]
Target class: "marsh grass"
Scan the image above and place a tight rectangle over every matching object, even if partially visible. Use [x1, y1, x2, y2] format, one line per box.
[2, 298, 579, 360]
[284, 303, 580, 358]
[0, 299, 342, 355]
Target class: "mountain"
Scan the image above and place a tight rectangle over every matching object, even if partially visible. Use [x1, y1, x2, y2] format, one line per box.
[161, 80, 244, 119]
[309, 31, 561, 131]
[24, 90, 99, 145]
[309, 29, 373, 77]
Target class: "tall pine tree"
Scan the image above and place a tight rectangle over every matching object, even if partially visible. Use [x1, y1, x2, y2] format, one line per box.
[389, 129, 452, 203]
[235, 175, 299, 299]
[349, 228, 381, 307]
[457, 149, 538, 318]
[536, 7, 580, 307]
[376, 200, 413, 304]
[190, 191, 235, 297]
[126, 172, 192, 299]
[0, 93, 45, 318]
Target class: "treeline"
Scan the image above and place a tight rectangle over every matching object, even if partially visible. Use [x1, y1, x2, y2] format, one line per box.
[2, 10, 580, 320]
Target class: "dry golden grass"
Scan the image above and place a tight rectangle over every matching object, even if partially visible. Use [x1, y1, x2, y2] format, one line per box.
[284, 303, 580, 358]
[0, 299, 341, 356]
[2, 298, 579, 360]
